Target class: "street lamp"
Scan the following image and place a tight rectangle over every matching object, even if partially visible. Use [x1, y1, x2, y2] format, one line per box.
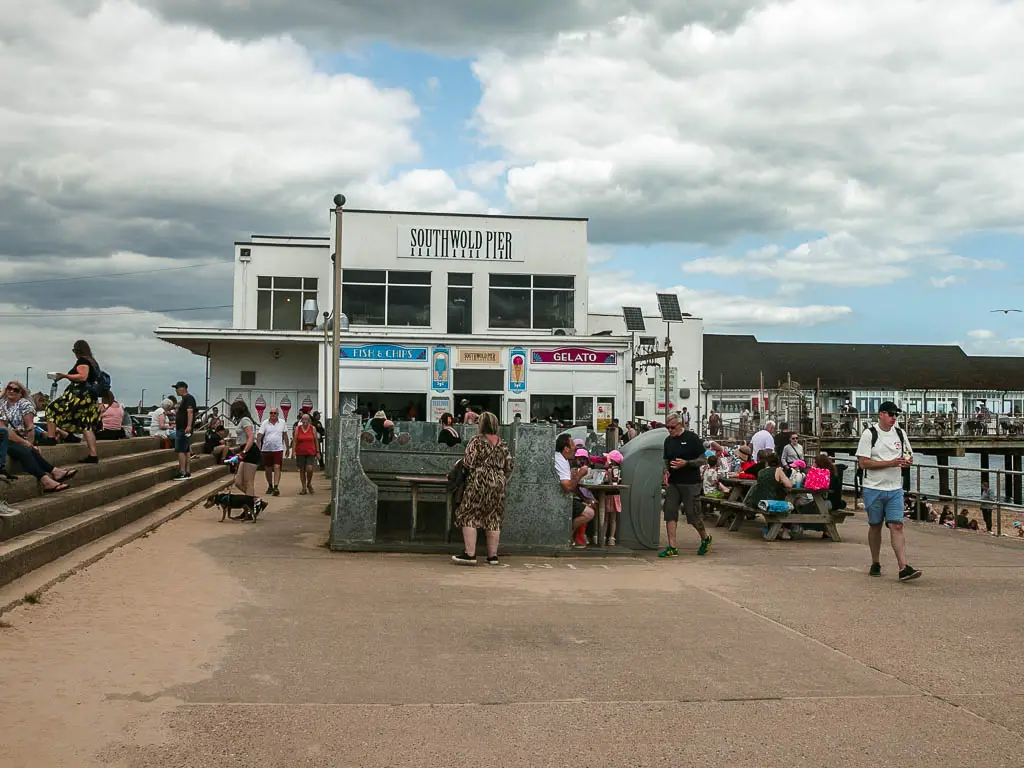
[25, 366, 31, 391]
[331, 193, 346, 424]
[141, 388, 146, 410]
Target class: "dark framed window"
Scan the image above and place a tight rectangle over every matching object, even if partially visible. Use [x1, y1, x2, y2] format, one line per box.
[256, 276, 318, 330]
[240, 371, 256, 386]
[488, 274, 574, 329]
[448, 272, 473, 287]
[448, 286, 473, 334]
[342, 269, 430, 327]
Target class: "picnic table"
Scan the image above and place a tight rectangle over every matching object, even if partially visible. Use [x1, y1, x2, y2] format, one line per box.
[705, 476, 852, 541]
[394, 475, 452, 542]
[580, 482, 630, 547]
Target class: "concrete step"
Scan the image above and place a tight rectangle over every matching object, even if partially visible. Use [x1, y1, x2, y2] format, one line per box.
[0, 463, 230, 588]
[0, 454, 217, 542]
[0, 448, 179, 505]
[5, 432, 207, 474]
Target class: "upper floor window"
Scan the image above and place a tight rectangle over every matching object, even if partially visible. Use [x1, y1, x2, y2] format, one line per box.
[489, 274, 574, 330]
[342, 269, 431, 327]
[256, 276, 318, 330]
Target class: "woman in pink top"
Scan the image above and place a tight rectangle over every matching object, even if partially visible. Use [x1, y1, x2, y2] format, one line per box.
[97, 392, 126, 440]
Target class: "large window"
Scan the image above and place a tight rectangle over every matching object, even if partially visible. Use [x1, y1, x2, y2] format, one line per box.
[447, 273, 473, 334]
[489, 274, 574, 330]
[342, 269, 431, 327]
[256, 276, 318, 330]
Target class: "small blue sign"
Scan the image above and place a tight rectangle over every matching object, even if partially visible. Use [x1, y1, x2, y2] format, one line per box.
[339, 344, 428, 362]
[431, 346, 451, 392]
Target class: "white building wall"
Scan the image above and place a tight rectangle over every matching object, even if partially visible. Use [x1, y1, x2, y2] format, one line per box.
[209, 341, 319, 416]
[233, 240, 330, 330]
[587, 312, 704, 422]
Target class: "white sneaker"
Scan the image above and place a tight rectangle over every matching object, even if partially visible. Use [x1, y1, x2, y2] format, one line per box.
[608, 537, 616, 546]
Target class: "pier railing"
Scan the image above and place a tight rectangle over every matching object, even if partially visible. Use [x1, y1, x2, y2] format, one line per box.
[844, 463, 1024, 537]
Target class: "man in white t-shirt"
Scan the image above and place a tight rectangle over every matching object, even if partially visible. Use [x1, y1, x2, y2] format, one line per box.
[855, 401, 921, 581]
[555, 433, 594, 547]
[257, 408, 290, 497]
[751, 420, 776, 458]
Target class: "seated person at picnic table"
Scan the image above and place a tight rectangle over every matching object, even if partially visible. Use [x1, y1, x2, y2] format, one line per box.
[738, 448, 771, 480]
[743, 452, 793, 509]
[701, 456, 728, 498]
[939, 506, 954, 527]
[555, 434, 596, 548]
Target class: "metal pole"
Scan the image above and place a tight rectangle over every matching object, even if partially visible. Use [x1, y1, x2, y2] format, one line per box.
[996, 465, 1003, 537]
[664, 340, 672, 423]
[953, 467, 959, 519]
[915, 463, 922, 520]
[205, 342, 211, 413]
[331, 194, 346, 424]
[141, 388, 146, 411]
[25, 366, 31, 391]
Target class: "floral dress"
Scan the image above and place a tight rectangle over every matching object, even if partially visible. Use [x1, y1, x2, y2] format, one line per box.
[456, 434, 515, 531]
[45, 357, 103, 434]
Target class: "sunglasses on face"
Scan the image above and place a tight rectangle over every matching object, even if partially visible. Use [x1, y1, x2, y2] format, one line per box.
[6, 386, 20, 393]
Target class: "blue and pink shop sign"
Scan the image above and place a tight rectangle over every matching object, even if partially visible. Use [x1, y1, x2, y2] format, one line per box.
[531, 347, 617, 365]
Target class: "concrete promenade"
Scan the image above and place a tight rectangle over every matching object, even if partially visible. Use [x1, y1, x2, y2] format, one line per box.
[1, 475, 1022, 767]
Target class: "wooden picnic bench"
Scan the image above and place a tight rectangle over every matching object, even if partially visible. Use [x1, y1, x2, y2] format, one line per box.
[704, 476, 853, 541]
[366, 473, 452, 542]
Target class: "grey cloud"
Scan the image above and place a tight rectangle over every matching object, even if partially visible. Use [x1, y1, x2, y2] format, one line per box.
[136, 0, 766, 49]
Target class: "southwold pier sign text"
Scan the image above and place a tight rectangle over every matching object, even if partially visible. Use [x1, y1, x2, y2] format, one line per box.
[399, 227, 523, 261]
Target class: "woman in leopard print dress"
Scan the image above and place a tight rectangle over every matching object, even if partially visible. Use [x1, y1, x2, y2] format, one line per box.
[452, 411, 514, 566]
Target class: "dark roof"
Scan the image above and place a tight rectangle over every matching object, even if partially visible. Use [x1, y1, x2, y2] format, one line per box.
[704, 335, 1024, 391]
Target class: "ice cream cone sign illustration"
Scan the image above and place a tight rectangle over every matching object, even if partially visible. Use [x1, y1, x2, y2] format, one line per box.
[254, 394, 267, 420]
[508, 347, 527, 393]
[279, 395, 292, 422]
[431, 347, 450, 392]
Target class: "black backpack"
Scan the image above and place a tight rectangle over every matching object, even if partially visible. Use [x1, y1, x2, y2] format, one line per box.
[84, 361, 111, 399]
[868, 425, 907, 449]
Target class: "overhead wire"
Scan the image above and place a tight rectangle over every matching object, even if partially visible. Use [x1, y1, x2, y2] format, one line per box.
[0, 261, 231, 288]
[0, 304, 232, 318]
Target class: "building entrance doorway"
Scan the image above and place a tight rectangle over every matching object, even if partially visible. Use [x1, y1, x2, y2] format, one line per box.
[456, 393, 503, 423]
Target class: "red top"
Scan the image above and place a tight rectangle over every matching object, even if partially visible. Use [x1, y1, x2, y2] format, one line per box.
[294, 424, 318, 456]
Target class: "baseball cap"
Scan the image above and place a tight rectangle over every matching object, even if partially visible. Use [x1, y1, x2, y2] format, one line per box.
[172, 380, 188, 389]
[878, 401, 901, 415]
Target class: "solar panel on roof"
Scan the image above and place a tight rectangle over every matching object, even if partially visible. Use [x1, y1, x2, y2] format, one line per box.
[656, 293, 683, 322]
[622, 306, 646, 332]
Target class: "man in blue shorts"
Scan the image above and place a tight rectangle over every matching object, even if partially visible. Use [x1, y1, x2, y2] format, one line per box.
[856, 401, 921, 581]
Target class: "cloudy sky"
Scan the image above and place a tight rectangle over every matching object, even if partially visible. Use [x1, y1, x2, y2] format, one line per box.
[4, 0, 1024, 405]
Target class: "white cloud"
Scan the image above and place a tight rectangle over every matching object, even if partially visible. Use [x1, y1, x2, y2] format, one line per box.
[684, 232, 916, 287]
[967, 329, 996, 340]
[931, 275, 958, 288]
[474, 1, 1024, 249]
[0, 301, 212, 407]
[934, 255, 1006, 271]
[463, 160, 510, 191]
[587, 245, 614, 266]
[588, 269, 852, 328]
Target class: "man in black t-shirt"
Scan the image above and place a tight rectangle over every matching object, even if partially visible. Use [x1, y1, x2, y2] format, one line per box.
[172, 381, 196, 480]
[660, 411, 719, 558]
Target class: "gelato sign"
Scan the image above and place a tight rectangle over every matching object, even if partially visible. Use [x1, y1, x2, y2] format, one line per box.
[399, 227, 523, 262]
[531, 347, 617, 366]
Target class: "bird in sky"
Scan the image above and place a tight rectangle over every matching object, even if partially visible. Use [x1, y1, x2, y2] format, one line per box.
[990, 309, 1022, 314]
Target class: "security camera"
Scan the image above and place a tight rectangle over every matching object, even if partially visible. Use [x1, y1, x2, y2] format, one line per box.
[272, 348, 282, 360]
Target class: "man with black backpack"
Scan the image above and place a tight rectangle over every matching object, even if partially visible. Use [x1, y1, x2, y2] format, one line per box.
[855, 402, 921, 581]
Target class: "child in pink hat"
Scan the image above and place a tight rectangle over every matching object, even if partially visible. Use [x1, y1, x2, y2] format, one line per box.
[604, 450, 624, 545]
